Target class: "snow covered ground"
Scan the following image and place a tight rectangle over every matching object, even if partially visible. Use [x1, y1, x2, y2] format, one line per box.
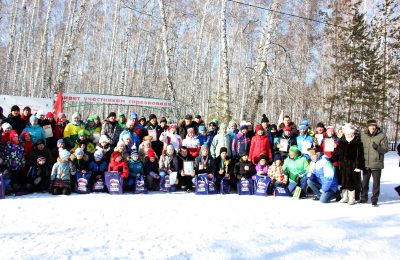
[1, 152, 400, 259]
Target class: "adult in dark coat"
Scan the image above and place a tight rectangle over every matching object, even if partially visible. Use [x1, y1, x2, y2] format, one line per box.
[214, 147, 234, 191]
[101, 112, 123, 148]
[337, 126, 364, 205]
[145, 114, 163, 157]
[3, 105, 26, 135]
[177, 146, 195, 191]
[178, 115, 198, 141]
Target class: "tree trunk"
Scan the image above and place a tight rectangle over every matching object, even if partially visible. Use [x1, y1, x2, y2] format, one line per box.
[220, 0, 230, 122]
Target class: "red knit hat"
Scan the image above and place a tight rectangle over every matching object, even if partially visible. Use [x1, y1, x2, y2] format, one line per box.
[46, 112, 54, 118]
[147, 148, 156, 159]
[168, 124, 177, 131]
[9, 130, 19, 144]
[255, 125, 263, 132]
[111, 151, 122, 162]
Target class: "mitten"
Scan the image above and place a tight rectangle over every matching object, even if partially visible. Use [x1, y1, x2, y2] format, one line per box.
[372, 142, 378, 150]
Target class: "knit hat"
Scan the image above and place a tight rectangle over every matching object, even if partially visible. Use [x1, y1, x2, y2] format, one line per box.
[283, 126, 291, 131]
[111, 151, 122, 161]
[149, 114, 157, 120]
[326, 125, 335, 130]
[269, 124, 277, 131]
[168, 124, 177, 131]
[187, 128, 195, 134]
[240, 124, 248, 130]
[23, 106, 31, 112]
[9, 130, 19, 144]
[131, 112, 138, 119]
[21, 131, 31, 140]
[126, 120, 134, 127]
[75, 148, 84, 156]
[289, 145, 299, 154]
[301, 119, 309, 126]
[11, 105, 20, 112]
[298, 125, 307, 131]
[99, 135, 109, 143]
[259, 154, 267, 161]
[228, 120, 237, 128]
[147, 148, 156, 159]
[119, 113, 125, 118]
[316, 122, 325, 128]
[343, 125, 356, 134]
[274, 153, 282, 161]
[261, 115, 269, 123]
[35, 139, 45, 146]
[241, 152, 248, 157]
[1, 123, 12, 131]
[195, 115, 201, 119]
[29, 115, 38, 124]
[57, 139, 64, 146]
[122, 133, 131, 141]
[255, 125, 263, 132]
[220, 147, 228, 154]
[199, 125, 206, 131]
[208, 122, 217, 127]
[36, 110, 45, 118]
[78, 130, 86, 137]
[139, 116, 146, 122]
[60, 150, 70, 160]
[37, 156, 46, 163]
[220, 123, 227, 129]
[94, 150, 103, 159]
[131, 150, 139, 157]
[46, 112, 54, 118]
[87, 117, 94, 123]
[59, 113, 67, 119]
[0, 106, 3, 113]
[367, 119, 377, 126]
[72, 112, 81, 120]
[108, 112, 117, 118]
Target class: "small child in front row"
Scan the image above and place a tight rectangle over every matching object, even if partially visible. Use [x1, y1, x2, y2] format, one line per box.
[268, 153, 288, 189]
[255, 154, 268, 176]
[127, 150, 145, 191]
[144, 149, 160, 191]
[51, 150, 72, 195]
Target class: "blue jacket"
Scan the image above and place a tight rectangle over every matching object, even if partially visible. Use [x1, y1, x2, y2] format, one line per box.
[309, 155, 338, 192]
[21, 125, 46, 144]
[296, 133, 314, 155]
[198, 134, 210, 146]
[119, 130, 140, 151]
[88, 160, 108, 174]
[128, 159, 145, 177]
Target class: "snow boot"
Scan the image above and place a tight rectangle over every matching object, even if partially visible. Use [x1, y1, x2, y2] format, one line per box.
[339, 189, 348, 203]
[347, 190, 356, 205]
[395, 186, 400, 197]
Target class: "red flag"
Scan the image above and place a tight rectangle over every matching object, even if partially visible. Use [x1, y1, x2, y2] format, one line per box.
[53, 91, 63, 119]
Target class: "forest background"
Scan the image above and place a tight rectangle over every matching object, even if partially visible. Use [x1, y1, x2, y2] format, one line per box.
[0, 0, 399, 145]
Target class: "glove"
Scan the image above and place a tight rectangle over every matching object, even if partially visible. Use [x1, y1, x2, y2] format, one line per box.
[372, 142, 378, 150]
[354, 168, 361, 172]
[319, 189, 324, 194]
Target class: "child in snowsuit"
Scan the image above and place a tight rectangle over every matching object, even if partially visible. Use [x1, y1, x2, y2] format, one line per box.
[88, 150, 108, 192]
[51, 150, 72, 195]
[69, 148, 91, 192]
[255, 154, 269, 176]
[4, 130, 26, 194]
[108, 151, 129, 180]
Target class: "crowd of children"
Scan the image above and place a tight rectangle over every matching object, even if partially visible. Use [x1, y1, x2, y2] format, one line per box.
[0, 105, 397, 206]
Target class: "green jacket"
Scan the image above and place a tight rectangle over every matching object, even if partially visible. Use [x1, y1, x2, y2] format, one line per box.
[361, 129, 388, 169]
[282, 155, 309, 182]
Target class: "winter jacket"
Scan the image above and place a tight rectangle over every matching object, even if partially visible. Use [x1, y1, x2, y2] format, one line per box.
[108, 152, 129, 179]
[268, 164, 288, 186]
[360, 129, 388, 169]
[194, 155, 215, 175]
[233, 160, 254, 179]
[273, 133, 297, 159]
[4, 143, 25, 170]
[182, 137, 200, 158]
[249, 134, 272, 164]
[3, 114, 26, 135]
[255, 163, 268, 175]
[88, 160, 108, 175]
[1, 131, 10, 146]
[21, 125, 46, 145]
[214, 155, 233, 182]
[128, 159, 145, 177]
[27, 146, 54, 168]
[282, 154, 309, 182]
[210, 132, 232, 158]
[159, 154, 178, 173]
[63, 123, 85, 149]
[296, 133, 314, 155]
[119, 130, 140, 151]
[197, 134, 210, 147]
[159, 132, 182, 152]
[320, 135, 340, 167]
[178, 122, 198, 141]
[101, 120, 123, 146]
[51, 161, 71, 182]
[69, 154, 91, 174]
[55, 121, 69, 140]
[144, 160, 159, 175]
[145, 123, 163, 156]
[232, 132, 251, 159]
[309, 154, 338, 192]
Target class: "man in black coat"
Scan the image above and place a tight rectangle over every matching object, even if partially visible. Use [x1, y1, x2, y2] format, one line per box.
[3, 105, 26, 135]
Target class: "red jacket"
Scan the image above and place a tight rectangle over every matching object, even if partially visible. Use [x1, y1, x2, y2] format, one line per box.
[249, 134, 272, 164]
[108, 152, 129, 178]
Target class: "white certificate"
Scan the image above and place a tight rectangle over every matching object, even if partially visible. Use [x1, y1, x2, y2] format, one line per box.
[279, 139, 288, 152]
[302, 141, 312, 154]
[315, 134, 324, 146]
[324, 139, 335, 152]
[183, 161, 194, 175]
[148, 129, 157, 141]
[169, 171, 177, 185]
[43, 125, 53, 138]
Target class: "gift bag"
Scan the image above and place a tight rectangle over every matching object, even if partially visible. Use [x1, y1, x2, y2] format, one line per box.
[0, 173, 5, 199]
[237, 178, 253, 195]
[134, 175, 148, 194]
[76, 171, 92, 194]
[273, 186, 290, 197]
[254, 176, 270, 196]
[195, 174, 209, 195]
[105, 171, 123, 195]
[207, 176, 217, 195]
[220, 177, 230, 194]
[160, 175, 171, 192]
[92, 174, 105, 192]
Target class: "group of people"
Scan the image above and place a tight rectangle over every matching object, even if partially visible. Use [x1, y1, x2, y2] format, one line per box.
[0, 105, 398, 207]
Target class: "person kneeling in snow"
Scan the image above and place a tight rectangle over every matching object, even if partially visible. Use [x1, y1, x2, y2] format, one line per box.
[307, 149, 339, 203]
[51, 150, 72, 195]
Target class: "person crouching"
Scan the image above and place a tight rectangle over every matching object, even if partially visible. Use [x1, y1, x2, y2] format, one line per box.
[51, 150, 72, 195]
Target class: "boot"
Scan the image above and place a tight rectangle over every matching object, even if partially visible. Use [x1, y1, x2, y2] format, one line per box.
[339, 189, 348, 203]
[348, 190, 356, 205]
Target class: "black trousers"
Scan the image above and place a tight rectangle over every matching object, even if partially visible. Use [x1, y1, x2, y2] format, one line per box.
[361, 169, 381, 204]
